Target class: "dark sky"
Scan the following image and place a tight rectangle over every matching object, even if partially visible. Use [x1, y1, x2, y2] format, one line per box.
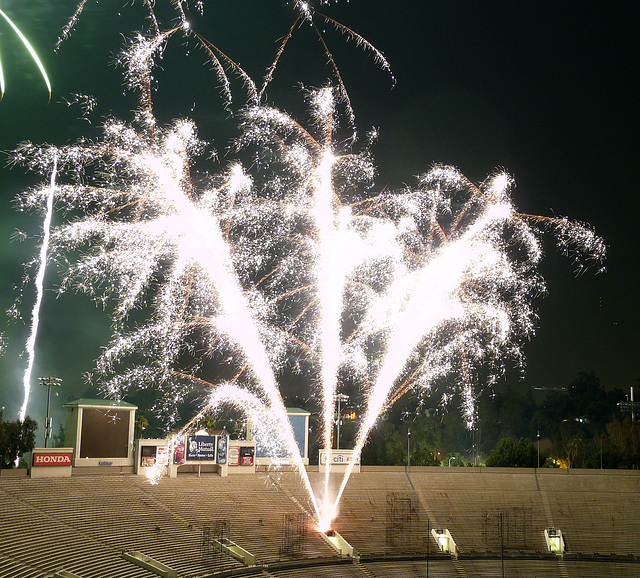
[0, 0, 638, 441]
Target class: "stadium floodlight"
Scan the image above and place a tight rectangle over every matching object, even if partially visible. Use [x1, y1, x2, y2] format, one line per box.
[39, 376, 62, 448]
[335, 393, 349, 450]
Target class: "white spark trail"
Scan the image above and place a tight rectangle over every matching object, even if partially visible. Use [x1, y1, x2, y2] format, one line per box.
[0, 7, 52, 101]
[145, 135, 321, 520]
[322, 202, 512, 527]
[312, 149, 345, 516]
[19, 154, 57, 422]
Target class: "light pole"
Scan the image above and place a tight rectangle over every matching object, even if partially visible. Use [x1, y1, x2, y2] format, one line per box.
[407, 429, 411, 469]
[600, 436, 603, 470]
[472, 427, 476, 466]
[448, 455, 456, 467]
[39, 376, 62, 448]
[537, 430, 541, 468]
[335, 393, 349, 450]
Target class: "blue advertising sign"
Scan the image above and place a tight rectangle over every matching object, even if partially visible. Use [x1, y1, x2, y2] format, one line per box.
[217, 436, 228, 464]
[186, 436, 216, 461]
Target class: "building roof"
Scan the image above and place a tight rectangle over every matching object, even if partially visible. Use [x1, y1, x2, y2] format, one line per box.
[286, 407, 310, 415]
[63, 398, 137, 409]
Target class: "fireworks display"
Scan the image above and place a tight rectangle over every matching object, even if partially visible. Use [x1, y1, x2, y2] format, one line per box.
[17, 155, 57, 423]
[0, 7, 51, 102]
[12, 1, 605, 529]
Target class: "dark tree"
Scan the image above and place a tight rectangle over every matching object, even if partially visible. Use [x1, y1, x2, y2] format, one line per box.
[0, 415, 38, 468]
[477, 387, 537, 455]
[602, 418, 640, 469]
[361, 419, 405, 465]
[134, 414, 149, 439]
[485, 437, 537, 467]
[52, 423, 66, 448]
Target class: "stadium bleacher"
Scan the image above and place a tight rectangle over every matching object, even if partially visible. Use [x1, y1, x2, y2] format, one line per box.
[0, 467, 638, 577]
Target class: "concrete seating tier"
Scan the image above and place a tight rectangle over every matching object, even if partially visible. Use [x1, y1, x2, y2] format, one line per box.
[266, 561, 365, 577]
[362, 558, 459, 577]
[0, 479, 153, 578]
[564, 560, 640, 577]
[0, 551, 47, 578]
[134, 473, 335, 563]
[538, 470, 640, 555]
[0, 467, 638, 577]
[409, 469, 549, 554]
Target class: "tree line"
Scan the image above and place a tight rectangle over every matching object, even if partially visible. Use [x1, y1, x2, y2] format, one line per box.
[3, 371, 637, 469]
[327, 371, 639, 469]
[0, 410, 37, 469]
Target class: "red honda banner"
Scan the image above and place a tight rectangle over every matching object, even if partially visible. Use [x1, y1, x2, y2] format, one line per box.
[33, 452, 73, 467]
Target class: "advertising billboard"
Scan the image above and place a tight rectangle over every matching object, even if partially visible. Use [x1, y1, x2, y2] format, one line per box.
[173, 440, 185, 464]
[318, 449, 361, 473]
[140, 445, 157, 467]
[228, 446, 240, 466]
[229, 445, 255, 466]
[32, 451, 73, 467]
[217, 436, 227, 464]
[186, 436, 217, 460]
[156, 445, 168, 466]
[319, 450, 360, 465]
[240, 446, 255, 466]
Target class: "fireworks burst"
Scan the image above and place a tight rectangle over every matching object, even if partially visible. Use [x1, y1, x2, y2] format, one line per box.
[0, 7, 51, 102]
[12, 0, 604, 529]
[18, 155, 57, 423]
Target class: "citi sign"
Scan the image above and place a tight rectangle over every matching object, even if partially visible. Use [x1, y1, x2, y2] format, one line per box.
[319, 451, 360, 465]
[33, 452, 73, 467]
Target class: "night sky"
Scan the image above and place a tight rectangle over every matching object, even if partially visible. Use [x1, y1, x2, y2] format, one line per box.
[0, 0, 638, 443]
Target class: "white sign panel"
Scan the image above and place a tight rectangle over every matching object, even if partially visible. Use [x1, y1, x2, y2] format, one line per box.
[318, 449, 361, 473]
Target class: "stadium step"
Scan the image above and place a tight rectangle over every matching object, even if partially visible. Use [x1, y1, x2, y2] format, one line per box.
[452, 558, 469, 576]
[353, 560, 377, 578]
